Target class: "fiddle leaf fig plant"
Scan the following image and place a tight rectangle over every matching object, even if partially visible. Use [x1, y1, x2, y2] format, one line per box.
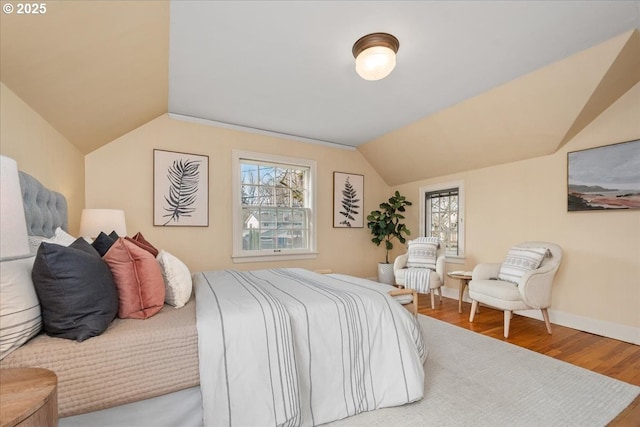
[367, 191, 412, 264]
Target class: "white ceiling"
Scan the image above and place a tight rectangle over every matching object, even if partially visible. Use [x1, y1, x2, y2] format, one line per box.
[168, 1, 640, 148]
[1, 0, 638, 161]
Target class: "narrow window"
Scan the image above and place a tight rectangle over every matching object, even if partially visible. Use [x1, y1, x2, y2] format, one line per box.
[420, 181, 465, 259]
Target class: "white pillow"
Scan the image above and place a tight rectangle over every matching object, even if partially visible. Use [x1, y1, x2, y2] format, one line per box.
[406, 237, 440, 269]
[156, 250, 192, 308]
[498, 246, 550, 284]
[28, 235, 46, 253]
[43, 227, 76, 247]
[0, 256, 42, 360]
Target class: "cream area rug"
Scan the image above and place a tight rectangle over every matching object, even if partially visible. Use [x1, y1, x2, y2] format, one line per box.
[328, 315, 640, 427]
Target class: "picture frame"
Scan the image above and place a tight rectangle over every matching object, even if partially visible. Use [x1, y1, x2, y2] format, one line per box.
[154, 149, 209, 226]
[333, 172, 364, 228]
[567, 139, 640, 211]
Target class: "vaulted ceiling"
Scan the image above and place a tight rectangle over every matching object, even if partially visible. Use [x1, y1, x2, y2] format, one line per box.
[1, 1, 639, 185]
[0, 1, 169, 154]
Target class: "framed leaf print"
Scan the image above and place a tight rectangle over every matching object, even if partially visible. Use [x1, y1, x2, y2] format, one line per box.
[154, 149, 209, 226]
[333, 172, 364, 228]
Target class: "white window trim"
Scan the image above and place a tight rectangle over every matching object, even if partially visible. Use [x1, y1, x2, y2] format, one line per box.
[232, 149, 317, 263]
[419, 180, 465, 263]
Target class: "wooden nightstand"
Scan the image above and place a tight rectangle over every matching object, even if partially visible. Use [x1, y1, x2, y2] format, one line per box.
[0, 368, 58, 427]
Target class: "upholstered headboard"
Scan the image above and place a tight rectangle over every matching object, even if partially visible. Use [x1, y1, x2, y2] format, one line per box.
[18, 171, 68, 238]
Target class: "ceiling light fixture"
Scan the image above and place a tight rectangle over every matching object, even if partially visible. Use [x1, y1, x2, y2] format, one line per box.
[352, 32, 400, 81]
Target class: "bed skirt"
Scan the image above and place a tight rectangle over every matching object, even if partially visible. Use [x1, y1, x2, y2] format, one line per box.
[60, 386, 203, 427]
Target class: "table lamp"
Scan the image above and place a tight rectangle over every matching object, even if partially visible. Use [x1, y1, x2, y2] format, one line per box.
[79, 209, 127, 239]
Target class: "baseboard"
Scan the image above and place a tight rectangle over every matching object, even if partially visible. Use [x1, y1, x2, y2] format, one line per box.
[517, 308, 640, 346]
[440, 287, 640, 345]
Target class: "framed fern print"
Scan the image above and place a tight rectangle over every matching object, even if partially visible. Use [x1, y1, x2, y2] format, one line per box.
[333, 172, 364, 228]
[154, 149, 209, 226]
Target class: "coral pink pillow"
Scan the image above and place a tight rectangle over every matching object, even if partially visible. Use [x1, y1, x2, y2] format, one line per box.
[103, 238, 165, 319]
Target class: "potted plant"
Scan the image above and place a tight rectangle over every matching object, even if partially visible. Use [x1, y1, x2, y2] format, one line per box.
[367, 191, 412, 284]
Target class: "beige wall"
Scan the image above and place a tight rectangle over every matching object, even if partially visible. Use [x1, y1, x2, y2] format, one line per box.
[0, 83, 85, 234]
[85, 114, 391, 276]
[396, 83, 640, 338]
[4, 77, 637, 341]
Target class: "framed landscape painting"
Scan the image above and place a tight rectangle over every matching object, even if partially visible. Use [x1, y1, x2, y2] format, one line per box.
[567, 139, 640, 211]
[154, 149, 209, 226]
[333, 172, 364, 228]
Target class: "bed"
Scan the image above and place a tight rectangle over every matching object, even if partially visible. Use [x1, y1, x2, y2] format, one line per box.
[0, 171, 427, 426]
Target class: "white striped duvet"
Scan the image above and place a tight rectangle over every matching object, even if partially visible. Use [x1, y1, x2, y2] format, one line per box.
[194, 268, 426, 427]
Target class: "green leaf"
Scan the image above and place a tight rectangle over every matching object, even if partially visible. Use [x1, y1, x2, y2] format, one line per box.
[367, 190, 413, 261]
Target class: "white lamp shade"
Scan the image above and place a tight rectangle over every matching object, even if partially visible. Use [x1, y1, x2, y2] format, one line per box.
[0, 155, 30, 260]
[79, 209, 127, 238]
[355, 46, 397, 81]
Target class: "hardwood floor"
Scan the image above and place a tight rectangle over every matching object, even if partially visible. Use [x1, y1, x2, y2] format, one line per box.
[416, 294, 640, 426]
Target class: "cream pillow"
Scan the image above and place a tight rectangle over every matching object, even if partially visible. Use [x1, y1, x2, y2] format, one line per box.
[0, 256, 42, 359]
[498, 246, 549, 284]
[28, 235, 46, 253]
[29, 228, 77, 253]
[156, 250, 193, 308]
[406, 237, 440, 269]
[44, 227, 76, 246]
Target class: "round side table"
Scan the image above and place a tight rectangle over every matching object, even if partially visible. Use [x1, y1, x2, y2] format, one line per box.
[0, 368, 58, 427]
[447, 272, 473, 314]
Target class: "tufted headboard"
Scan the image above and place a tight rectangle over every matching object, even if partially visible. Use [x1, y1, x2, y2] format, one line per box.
[18, 171, 68, 238]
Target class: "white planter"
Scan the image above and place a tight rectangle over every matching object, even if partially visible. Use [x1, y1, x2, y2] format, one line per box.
[377, 262, 395, 285]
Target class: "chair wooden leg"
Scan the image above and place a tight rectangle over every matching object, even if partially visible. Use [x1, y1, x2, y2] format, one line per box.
[470, 300, 479, 322]
[541, 308, 552, 334]
[437, 287, 442, 304]
[430, 290, 436, 309]
[504, 310, 511, 338]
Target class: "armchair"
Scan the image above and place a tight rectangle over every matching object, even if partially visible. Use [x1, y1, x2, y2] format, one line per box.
[469, 241, 562, 338]
[394, 238, 446, 309]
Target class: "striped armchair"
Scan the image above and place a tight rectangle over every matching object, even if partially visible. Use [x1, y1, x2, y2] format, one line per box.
[393, 238, 446, 309]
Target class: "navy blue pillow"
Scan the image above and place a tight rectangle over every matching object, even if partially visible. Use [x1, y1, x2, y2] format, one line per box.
[92, 232, 117, 257]
[31, 238, 119, 341]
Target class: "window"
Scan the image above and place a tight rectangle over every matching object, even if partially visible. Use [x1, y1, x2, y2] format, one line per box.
[232, 150, 317, 262]
[419, 180, 465, 260]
